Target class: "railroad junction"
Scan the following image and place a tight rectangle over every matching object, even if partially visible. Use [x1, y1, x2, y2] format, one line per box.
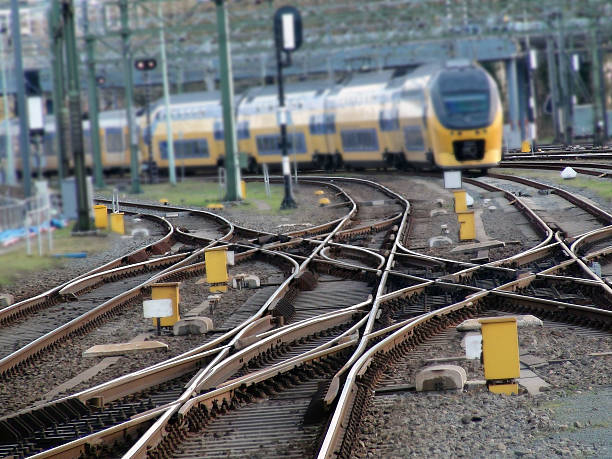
[0, 164, 610, 458]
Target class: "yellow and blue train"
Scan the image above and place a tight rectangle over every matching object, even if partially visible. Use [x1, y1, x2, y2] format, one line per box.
[5, 60, 502, 176]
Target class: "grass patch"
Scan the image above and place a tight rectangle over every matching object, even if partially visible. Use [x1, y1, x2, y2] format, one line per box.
[99, 179, 297, 213]
[0, 227, 111, 287]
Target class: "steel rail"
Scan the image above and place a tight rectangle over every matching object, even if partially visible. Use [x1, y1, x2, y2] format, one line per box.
[121, 176, 409, 456]
[317, 295, 485, 458]
[309, 176, 411, 411]
[117, 181, 360, 456]
[0, 213, 174, 326]
[486, 172, 612, 226]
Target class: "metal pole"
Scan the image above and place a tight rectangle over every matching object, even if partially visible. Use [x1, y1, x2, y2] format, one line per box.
[215, 0, 242, 201]
[591, 26, 607, 144]
[526, 47, 538, 151]
[276, 34, 296, 209]
[83, 0, 104, 188]
[120, 0, 141, 194]
[63, 0, 91, 231]
[546, 35, 561, 142]
[11, 0, 31, 197]
[158, 0, 176, 185]
[49, 0, 68, 182]
[0, 33, 15, 185]
[145, 71, 153, 183]
[506, 58, 520, 149]
[556, 15, 572, 145]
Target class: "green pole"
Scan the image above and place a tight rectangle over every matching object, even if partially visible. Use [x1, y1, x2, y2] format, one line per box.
[590, 27, 604, 146]
[11, 0, 31, 197]
[49, 0, 68, 182]
[62, 0, 91, 231]
[120, 0, 141, 194]
[158, 0, 176, 185]
[0, 33, 14, 185]
[83, 0, 104, 188]
[215, 0, 241, 201]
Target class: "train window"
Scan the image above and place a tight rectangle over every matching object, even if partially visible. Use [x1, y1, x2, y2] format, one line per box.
[309, 114, 335, 135]
[214, 120, 224, 141]
[237, 121, 250, 140]
[159, 138, 209, 159]
[443, 93, 488, 115]
[379, 109, 399, 131]
[341, 129, 379, 152]
[309, 115, 325, 135]
[43, 132, 55, 156]
[403, 126, 425, 151]
[105, 127, 125, 153]
[256, 132, 307, 156]
[324, 114, 336, 134]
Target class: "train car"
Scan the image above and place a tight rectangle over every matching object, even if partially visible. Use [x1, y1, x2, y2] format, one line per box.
[9, 61, 502, 178]
[147, 92, 225, 172]
[325, 71, 395, 169]
[236, 82, 328, 172]
[99, 110, 130, 171]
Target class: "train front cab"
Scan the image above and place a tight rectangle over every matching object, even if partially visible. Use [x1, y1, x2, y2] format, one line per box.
[426, 64, 502, 170]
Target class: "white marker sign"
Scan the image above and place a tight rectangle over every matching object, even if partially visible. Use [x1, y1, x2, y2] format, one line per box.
[282, 13, 295, 50]
[143, 298, 173, 318]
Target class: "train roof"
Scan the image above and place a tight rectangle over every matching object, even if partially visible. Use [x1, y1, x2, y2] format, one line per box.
[149, 91, 222, 113]
[241, 80, 331, 103]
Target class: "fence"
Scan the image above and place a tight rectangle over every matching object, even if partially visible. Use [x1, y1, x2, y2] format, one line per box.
[0, 186, 55, 255]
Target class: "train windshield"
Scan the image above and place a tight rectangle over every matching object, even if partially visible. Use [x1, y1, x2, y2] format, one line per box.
[442, 92, 489, 116]
[431, 67, 496, 130]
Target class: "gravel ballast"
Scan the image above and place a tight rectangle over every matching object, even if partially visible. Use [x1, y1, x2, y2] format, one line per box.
[351, 320, 611, 458]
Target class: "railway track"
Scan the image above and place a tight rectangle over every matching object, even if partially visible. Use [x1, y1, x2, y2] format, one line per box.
[0, 171, 610, 458]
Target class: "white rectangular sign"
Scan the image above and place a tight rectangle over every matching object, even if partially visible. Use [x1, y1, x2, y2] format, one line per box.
[282, 13, 295, 50]
[27, 96, 44, 131]
[143, 298, 173, 318]
[443, 170, 462, 189]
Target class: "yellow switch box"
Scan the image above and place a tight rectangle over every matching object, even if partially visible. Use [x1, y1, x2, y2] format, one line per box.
[151, 282, 181, 327]
[315, 190, 325, 196]
[241, 180, 247, 198]
[94, 205, 108, 229]
[319, 197, 331, 206]
[457, 210, 475, 240]
[205, 247, 228, 292]
[110, 212, 125, 235]
[488, 383, 519, 395]
[453, 190, 467, 213]
[479, 317, 520, 381]
[521, 140, 531, 153]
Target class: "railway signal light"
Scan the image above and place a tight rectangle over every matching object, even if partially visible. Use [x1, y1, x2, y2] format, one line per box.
[274, 6, 302, 210]
[134, 58, 157, 71]
[274, 6, 302, 53]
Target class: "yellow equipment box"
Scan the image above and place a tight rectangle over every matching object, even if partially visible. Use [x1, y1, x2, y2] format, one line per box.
[205, 247, 228, 292]
[479, 317, 520, 381]
[151, 282, 181, 327]
[110, 212, 125, 235]
[94, 205, 108, 229]
[457, 210, 475, 241]
[453, 189, 467, 213]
